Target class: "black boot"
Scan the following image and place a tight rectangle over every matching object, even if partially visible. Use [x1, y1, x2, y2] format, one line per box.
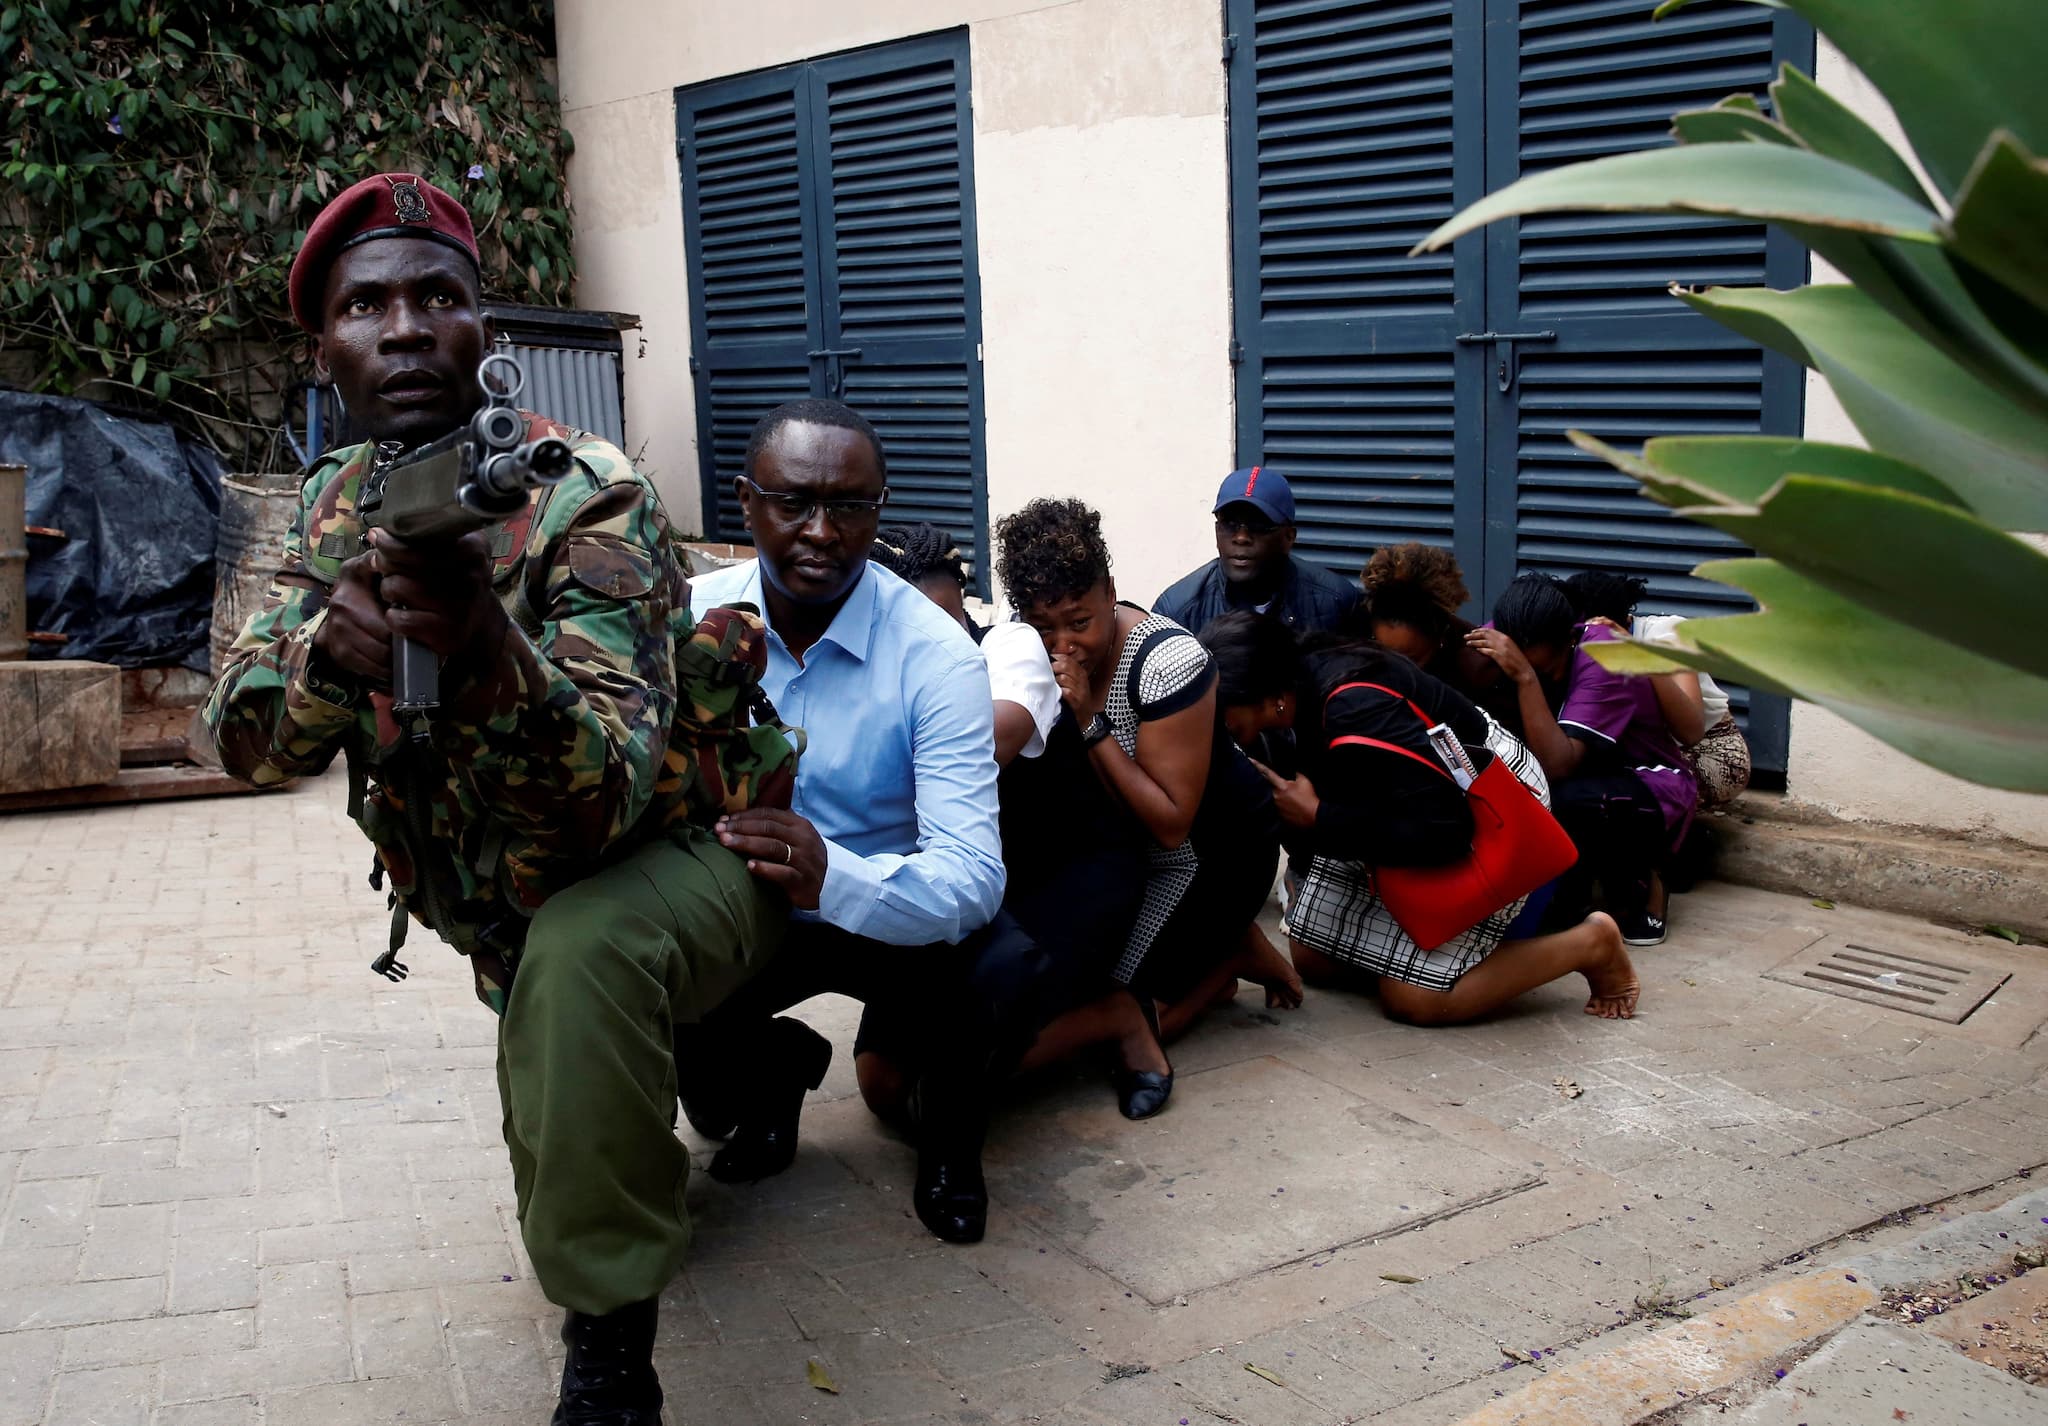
[553, 1297, 661, 1425]
[912, 1074, 989, 1244]
[708, 1017, 833, 1183]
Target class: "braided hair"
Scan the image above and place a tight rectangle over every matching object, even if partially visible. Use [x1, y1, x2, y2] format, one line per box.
[871, 523, 967, 592]
[993, 498, 1112, 611]
[1561, 570, 1649, 627]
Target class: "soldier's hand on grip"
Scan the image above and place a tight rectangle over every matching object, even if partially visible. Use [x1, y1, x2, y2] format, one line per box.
[369, 528, 509, 666]
[716, 808, 827, 909]
[313, 548, 395, 686]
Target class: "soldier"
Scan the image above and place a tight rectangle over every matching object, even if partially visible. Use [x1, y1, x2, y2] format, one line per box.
[203, 172, 781, 1426]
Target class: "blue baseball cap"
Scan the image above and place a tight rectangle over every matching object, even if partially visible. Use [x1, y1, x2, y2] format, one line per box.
[1212, 466, 1294, 525]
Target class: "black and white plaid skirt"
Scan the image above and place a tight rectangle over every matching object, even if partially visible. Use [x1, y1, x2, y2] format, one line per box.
[1283, 715, 1549, 992]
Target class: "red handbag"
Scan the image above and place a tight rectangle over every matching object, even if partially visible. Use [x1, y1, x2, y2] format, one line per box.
[1325, 682, 1579, 950]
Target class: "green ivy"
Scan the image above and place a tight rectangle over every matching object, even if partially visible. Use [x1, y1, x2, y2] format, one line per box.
[0, 0, 574, 468]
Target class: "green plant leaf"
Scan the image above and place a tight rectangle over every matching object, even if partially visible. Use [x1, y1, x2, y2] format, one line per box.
[1568, 432, 1962, 510]
[1763, 0, 2048, 203]
[1769, 64, 1931, 203]
[1944, 132, 2048, 319]
[1684, 477, 2048, 681]
[1590, 559, 2048, 792]
[1677, 285, 2048, 530]
[1672, 95, 1797, 149]
[1413, 144, 1941, 255]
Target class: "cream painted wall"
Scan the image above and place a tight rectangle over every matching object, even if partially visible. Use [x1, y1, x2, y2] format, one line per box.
[556, 0, 1233, 604]
[1781, 43, 2048, 846]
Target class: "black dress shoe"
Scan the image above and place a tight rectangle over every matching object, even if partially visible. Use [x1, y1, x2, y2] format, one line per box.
[915, 1149, 988, 1243]
[553, 1297, 661, 1425]
[1113, 992, 1173, 1120]
[680, 1097, 737, 1142]
[708, 1017, 832, 1184]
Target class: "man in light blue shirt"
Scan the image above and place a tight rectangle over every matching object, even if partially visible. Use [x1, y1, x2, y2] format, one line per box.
[682, 399, 1038, 1246]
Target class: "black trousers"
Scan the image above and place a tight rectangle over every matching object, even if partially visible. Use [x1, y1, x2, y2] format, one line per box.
[1547, 770, 1668, 925]
[689, 912, 1052, 1142]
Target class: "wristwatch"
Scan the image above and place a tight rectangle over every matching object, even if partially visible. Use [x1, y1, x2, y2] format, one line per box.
[1081, 712, 1113, 748]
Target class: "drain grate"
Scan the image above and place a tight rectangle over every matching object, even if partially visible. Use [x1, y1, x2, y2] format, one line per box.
[1765, 937, 2012, 1023]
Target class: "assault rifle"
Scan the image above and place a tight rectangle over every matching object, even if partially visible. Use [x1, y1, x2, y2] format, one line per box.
[356, 352, 573, 717]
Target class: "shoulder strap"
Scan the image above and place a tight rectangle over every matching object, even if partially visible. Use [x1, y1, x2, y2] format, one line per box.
[1323, 680, 1455, 784]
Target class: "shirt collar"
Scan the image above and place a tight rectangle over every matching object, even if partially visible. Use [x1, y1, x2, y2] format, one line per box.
[749, 560, 879, 664]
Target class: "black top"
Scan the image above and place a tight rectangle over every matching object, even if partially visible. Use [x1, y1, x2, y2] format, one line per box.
[1297, 642, 1492, 868]
[1153, 553, 1361, 638]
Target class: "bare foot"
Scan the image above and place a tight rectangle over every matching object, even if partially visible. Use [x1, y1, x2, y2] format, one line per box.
[1579, 912, 1640, 1020]
[1243, 925, 1305, 1010]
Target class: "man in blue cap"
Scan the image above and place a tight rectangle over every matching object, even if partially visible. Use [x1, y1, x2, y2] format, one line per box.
[1153, 466, 1360, 635]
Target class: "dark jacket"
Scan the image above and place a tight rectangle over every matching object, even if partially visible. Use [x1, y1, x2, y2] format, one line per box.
[1153, 554, 1360, 637]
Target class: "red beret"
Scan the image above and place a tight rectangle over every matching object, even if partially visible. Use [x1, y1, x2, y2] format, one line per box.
[288, 172, 480, 331]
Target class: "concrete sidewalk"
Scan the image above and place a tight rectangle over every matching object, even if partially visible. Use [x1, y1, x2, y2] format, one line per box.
[2, 773, 2045, 1425]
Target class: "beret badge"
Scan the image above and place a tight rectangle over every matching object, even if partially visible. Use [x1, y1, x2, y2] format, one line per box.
[388, 178, 432, 225]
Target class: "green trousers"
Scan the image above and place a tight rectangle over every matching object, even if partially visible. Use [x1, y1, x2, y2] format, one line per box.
[495, 826, 783, 1315]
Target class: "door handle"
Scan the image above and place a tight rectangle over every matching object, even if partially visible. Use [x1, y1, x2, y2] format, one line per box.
[807, 346, 863, 396]
[1454, 331, 1556, 393]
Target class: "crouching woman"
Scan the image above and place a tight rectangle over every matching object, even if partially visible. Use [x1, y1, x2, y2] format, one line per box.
[1199, 613, 1639, 1026]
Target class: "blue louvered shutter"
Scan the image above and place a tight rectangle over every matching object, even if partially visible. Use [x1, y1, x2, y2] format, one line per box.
[1483, 0, 1811, 771]
[677, 31, 986, 579]
[813, 34, 989, 594]
[1227, 0, 1489, 581]
[677, 69, 821, 540]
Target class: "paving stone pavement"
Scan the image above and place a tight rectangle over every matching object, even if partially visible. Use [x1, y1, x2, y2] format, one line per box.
[2, 774, 2044, 1425]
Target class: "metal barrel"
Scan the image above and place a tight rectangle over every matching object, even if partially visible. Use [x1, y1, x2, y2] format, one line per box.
[211, 473, 304, 678]
[0, 464, 25, 662]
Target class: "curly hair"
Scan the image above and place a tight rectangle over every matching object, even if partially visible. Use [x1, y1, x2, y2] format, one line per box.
[871, 523, 966, 590]
[993, 497, 1113, 611]
[1359, 541, 1469, 643]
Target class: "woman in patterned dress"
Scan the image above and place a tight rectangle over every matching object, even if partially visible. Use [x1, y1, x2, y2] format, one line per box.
[1201, 613, 1641, 1026]
[992, 500, 1302, 1119]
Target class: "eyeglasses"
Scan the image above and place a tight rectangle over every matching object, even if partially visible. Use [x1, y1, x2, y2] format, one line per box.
[1217, 514, 1280, 538]
[740, 476, 887, 527]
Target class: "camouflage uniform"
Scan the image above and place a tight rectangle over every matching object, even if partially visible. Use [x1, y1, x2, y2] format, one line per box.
[202, 415, 787, 1314]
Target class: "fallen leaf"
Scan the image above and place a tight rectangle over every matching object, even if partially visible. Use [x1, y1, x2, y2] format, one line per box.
[1244, 1362, 1286, 1387]
[1553, 1076, 1583, 1100]
[1379, 1273, 1422, 1284]
[1894, 1411, 1909, 1422]
[805, 1359, 839, 1395]
[1498, 1342, 1538, 1366]
[1811, 898, 1835, 910]
[1984, 924, 2022, 944]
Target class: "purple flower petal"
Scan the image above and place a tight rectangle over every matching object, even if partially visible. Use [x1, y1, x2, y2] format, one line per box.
[467, 163, 486, 179]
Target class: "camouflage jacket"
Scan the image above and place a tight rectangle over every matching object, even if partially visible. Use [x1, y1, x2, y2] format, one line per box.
[202, 414, 686, 1012]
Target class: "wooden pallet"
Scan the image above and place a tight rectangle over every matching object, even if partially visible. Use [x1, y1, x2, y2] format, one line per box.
[0, 706, 273, 813]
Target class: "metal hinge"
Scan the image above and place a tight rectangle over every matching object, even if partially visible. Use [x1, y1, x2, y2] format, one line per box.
[674, 137, 688, 160]
[1228, 339, 1245, 365]
[1222, 32, 1237, 63]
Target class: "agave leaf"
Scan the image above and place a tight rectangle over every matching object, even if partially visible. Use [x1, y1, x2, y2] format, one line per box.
[1944, 133, 2048, 318]
[1567, 432, 1963, 510]
[1769, 64, 1932, 203]
[1588, 559, 2048, 792]
[1677, 285, 2048, 529]
[1763, 0, 2048, 203]
[1672, 95, 1797, 148]
[1412, 145, 1940, 255]
[1685, 477, 2048, 681]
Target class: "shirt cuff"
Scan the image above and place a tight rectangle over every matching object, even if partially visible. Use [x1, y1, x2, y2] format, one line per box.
[816, 836, 883, 935]
[284, 612, 361, 725]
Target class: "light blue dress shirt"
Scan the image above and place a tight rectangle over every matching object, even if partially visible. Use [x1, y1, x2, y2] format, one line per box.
[687, 559, 1005, 946]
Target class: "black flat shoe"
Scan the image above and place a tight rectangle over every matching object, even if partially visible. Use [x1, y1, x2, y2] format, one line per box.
[708, 1017, 832, 1184]
[553, 1297, 661, 1425]
[914, 1150, 988, 1243]
[1113, 992, 1174, 1120]
[1114, 1066, 1174, 1120]
[680, 1097, 737, 1142]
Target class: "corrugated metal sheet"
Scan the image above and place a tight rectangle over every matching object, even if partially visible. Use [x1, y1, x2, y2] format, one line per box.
[499, 341, 625, 448]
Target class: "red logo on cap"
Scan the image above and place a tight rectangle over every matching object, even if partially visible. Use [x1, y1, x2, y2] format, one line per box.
[1245, 466, 1261, 496]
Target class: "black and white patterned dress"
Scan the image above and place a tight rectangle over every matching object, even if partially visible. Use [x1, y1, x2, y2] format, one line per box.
[1103, 612, 1217, 987]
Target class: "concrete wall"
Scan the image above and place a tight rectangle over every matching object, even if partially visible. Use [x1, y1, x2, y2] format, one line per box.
[554, 0, 1232, 607]
[1782, 43, 2048, 847]
[555, 8, 2048, 847]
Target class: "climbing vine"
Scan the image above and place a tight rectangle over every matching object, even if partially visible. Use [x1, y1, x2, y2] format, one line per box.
[0, 0, 574, 469]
